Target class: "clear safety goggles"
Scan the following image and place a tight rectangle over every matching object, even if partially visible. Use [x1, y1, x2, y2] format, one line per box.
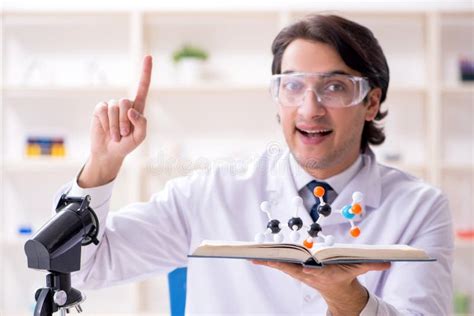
[270, 72, 371, 108]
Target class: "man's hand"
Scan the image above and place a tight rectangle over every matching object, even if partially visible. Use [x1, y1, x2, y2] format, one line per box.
[252, 260, 390, 316]
[78, 55, 153, 188]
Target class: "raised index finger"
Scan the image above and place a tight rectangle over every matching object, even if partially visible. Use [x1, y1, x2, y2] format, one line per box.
[134, 55, 153, 114]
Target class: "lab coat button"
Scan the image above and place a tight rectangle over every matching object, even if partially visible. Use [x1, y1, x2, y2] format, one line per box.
[304, 294, 312, 302]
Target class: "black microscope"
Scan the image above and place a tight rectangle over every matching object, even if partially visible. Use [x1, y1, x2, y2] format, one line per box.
[24, 194, 100, 316]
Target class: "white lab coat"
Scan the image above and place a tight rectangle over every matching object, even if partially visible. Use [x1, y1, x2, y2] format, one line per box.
[61, 148, 453, 315]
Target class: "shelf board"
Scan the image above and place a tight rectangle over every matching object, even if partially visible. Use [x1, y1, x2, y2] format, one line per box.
[455, 239, 474, 249]
[3, 85, 129, 98]
[152, 82, 269, 94]
[379, 161, 426, 171]
[2, 157, 149, 174]
[387, 85, 426, 94]
[4, 2, 473, 13]
[441, 83, 474, 94]
[3, 158, 83, 172]
[1, 237, 28, 248]
[4, 13, 129, 27]
[441, 163, 474, 172]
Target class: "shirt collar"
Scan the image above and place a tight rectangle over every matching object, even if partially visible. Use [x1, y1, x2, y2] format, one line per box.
[289, 152, 364, 195]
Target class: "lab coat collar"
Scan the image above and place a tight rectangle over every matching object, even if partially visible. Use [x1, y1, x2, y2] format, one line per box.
[265, 148, 382, 226]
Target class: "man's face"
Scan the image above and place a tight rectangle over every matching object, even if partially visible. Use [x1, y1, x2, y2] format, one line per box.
[278, 39, 380, 178]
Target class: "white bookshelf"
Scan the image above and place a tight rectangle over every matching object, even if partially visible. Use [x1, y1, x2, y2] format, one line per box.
[1, 3, 473, 315]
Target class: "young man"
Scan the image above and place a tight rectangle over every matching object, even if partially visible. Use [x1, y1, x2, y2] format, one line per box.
[61, 15, 453, 315]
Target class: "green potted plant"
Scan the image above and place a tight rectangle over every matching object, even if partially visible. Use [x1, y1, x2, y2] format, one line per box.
[172, 44, 209, 83]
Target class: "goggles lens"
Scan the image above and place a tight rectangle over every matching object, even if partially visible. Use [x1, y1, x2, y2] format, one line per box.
[270, 72, 370, 108]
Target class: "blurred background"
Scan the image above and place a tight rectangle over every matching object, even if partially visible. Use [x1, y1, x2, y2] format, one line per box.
[1, 0, 473, 315]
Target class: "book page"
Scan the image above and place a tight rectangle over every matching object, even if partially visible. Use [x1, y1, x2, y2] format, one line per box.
[193, 240, 312, 262]
[311, 243, 430, 262]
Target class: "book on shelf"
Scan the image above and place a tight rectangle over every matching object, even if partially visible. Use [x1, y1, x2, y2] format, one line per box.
[189, 240, 435, 268]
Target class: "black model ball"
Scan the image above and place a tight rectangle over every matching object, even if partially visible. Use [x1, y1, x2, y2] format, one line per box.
[307, 222, 322, 237]
[287, 217, 303, 230]
[318, 204, 332, 217]
[267, 219, 281, 233]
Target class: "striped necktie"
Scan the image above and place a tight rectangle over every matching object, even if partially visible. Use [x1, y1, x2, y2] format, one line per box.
[306, 180, 334, 222]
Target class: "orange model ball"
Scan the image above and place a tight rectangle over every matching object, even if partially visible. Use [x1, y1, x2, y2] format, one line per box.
[352, 203, 362, 215]
[350, 226, 361, 238]
[313, 186, 325, 198]
[303, 239, 314, 249]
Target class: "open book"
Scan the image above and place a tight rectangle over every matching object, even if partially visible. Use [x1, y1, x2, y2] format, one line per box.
[189, 240, 435, 267]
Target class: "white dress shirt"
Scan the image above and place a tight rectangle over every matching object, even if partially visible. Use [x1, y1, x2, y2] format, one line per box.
[61, 148, 453, 315]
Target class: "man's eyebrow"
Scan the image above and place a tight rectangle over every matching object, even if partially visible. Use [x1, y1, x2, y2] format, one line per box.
[280, 69, 354, 76]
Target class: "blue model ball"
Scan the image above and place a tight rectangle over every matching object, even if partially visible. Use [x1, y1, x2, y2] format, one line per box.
[341, 205, 355, 219]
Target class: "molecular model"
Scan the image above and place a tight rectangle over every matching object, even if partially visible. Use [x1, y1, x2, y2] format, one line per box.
[254, 186, 364, 249]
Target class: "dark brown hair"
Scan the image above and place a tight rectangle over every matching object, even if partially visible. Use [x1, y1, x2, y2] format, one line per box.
[271, 14, 389, 150]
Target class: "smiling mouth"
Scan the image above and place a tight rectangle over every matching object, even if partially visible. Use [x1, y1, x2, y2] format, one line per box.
[296, 127, 333, 138]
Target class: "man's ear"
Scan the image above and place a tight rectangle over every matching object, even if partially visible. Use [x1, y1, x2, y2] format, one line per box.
[365, 88, 382, 121]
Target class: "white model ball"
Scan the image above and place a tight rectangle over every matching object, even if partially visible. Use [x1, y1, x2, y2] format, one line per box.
[352, 192, 364, 203]
[255, 233, 265, 243]
[273, 233, 284, 243]
[324, 235, 335, 246]
[260, 201, 271, 213]
[292, 196, 303, 207]
[290, 230, 300, 242]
